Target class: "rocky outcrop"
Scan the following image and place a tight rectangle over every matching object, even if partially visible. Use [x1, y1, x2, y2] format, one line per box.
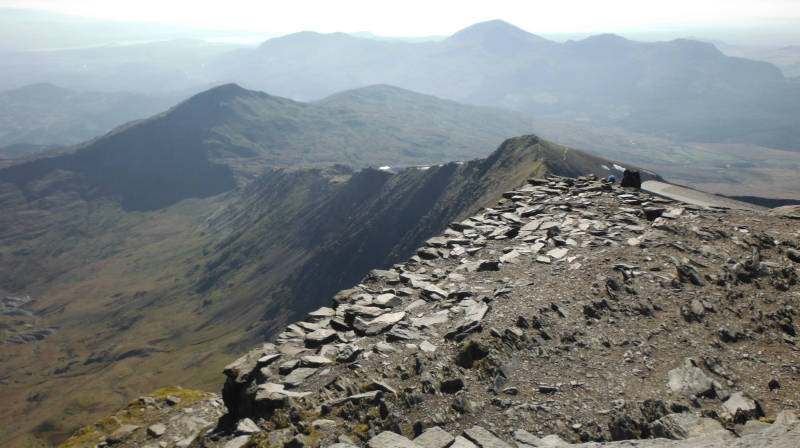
[61, 174, 800, 448]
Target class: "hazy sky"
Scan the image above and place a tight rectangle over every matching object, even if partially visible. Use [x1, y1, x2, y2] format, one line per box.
[3, 0, 800, 41]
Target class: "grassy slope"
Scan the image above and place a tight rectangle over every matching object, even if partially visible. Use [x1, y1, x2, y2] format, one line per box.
[0, 135, 648, 447]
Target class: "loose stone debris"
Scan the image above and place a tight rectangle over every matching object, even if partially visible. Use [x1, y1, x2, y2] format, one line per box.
[61, 174, 800, 448]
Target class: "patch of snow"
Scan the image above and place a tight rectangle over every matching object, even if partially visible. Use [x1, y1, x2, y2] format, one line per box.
[613, 164, 626, 172]
[418, 166, 430, 170]
[378, 166, 391, 170]
[643, 170, 656, 176]
[601, 164, 610, 171]
[455, 161, 464, 165]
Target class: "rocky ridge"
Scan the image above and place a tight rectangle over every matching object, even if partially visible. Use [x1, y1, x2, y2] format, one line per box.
[61, 174, 800, 448]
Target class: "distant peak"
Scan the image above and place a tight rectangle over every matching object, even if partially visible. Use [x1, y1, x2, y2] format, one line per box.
[444, 19, 552, 47]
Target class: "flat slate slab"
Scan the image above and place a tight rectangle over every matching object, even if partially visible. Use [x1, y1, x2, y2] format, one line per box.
[414, 426, 455, 448]
[367, 431, 424, 448]
[283, 367, 318, 388]
[463, 426, 513, 448]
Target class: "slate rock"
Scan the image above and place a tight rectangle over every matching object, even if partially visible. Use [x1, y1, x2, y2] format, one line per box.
[463, 425, 513, 448]
[147, 423, 167, 438]
[451, 436, 479, 448]
[414, 426, 455, 448]
[224, 435, 252, 448]
[300, 355, 333, 367]
[235, 418, 259, 435]
[323, 391, 382, 410]
[411, 310, 450, 327]
[304, 329, 338, 348]
[512, 429, 546, 447]
[386, 323, 425, 341]
[337, 344, 363, 363]
[367, 431, 424, 448]
[107, 424, 139, 444]
[283, 367, 318, 388]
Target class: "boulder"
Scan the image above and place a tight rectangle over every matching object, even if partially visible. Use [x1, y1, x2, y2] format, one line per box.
[650, 413, 734, 441]
[723, 392, 765, 423]
[667, 358, 715, 398]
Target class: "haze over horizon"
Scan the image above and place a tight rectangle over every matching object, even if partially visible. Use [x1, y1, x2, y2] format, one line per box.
[2, 0, 800, 46]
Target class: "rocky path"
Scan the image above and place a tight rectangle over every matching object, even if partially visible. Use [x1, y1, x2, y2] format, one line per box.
[640, 181, 767, 212]
[61, 175, 800, 448]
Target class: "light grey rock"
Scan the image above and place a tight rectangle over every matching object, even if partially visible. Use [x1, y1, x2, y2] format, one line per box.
[224, 435, 251, 448]
[355, 311, 406, 335]
[650, 413, 733, 441]
[513, 429, 546, 447]
[667, 358, 714, 398]
[337, 344, 363, 362]
[414, 426, 455, 448]
[546, 248, 569, 259]
[499, 250, 520, 264]
[367, 431, 424, 447]
[307, 306, 335, 321]
[541, 434, 569, 446]
[304, 329, 338, 347]
[323, 391, 381, 409]
[723, 393, 764, 421]
[463, 425, 513, 448]
[147, 423, 166, 438]
[257, 354, 281, 366]
[374, 342, 400, 354]
[327, 444, 358, 448]
[300, 355, 333, 367]
[235, 418, 259, 435]
[223, 343, 275, 380]
[387, 323, 425, 341]
[411, 310, 450, 327]
[283, 367, 318, 388]
[375, 294, 402, 308]
[107, 424, 139, 444]
[450, 436, 479, 448]
[420, 341, 437, 352]
[735, 420, 773, 437]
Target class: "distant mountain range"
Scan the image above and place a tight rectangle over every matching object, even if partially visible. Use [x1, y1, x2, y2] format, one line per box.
[205, 20, 800, 151]
[3, 19, 799, 154]
[0, 83, 184, 147]
[0, 83, 541, 211]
